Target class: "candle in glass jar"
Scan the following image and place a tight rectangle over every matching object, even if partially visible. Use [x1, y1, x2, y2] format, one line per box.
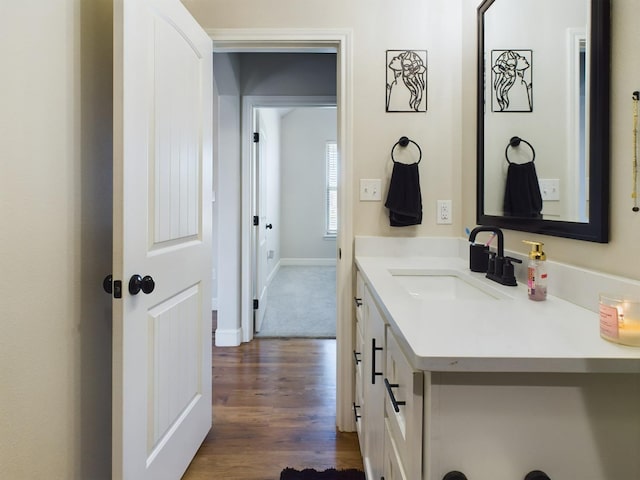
[599, 294, 640, 347]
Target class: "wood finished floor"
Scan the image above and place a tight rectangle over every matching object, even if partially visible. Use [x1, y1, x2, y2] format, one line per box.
[182, 334, 363, 480]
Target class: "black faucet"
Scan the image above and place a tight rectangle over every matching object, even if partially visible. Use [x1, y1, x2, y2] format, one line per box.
[468, 226, 521, 286]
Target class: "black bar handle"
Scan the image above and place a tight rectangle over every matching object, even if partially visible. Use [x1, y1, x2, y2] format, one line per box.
[371, 338, 383, 384]
[352, 402, 361, 423]
[353, 350, 361, 365]
[353, 296, 363, 307]
[384, 378, 406, 413]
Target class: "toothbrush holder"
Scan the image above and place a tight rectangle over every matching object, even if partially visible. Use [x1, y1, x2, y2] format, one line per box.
[469, 244, 490, 272]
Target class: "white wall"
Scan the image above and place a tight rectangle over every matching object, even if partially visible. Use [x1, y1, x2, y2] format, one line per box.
[214, 62, 244, 343]
[1, 1, 112, 478]
[280, 107, 338, 260]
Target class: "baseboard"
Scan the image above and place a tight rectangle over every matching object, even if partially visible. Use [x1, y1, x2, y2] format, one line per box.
[279, 257, 337, 267]
[266, 260, 281, 286]
[215, 328, 242, 347]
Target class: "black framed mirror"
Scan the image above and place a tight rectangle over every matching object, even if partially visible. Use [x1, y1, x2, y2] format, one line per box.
[477, 0, 610, 242]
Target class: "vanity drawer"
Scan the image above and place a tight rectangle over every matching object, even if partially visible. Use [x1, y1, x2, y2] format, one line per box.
[354, 271, 364, 322]
[384, 419, 408, 480]
[385, 328, 423, 480]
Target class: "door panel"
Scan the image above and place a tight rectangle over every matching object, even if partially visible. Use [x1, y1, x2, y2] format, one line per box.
[254, 125, 268, 332]
[113, 1, 212, 479]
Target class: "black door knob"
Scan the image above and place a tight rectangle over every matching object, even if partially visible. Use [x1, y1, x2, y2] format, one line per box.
[266, 223, 273, 229]
[129, 274, 155, 295]
[103, 275, 113, 294]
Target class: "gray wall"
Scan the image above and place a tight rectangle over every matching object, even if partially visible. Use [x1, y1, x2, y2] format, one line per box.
[280, 107, 338, 260]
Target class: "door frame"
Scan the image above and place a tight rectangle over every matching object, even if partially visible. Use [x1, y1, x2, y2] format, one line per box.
[209, 28, 355, 432]
[243, 96, 337, 339]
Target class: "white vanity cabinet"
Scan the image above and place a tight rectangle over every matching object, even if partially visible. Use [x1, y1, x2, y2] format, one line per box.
[359, 282, 386, 480]
[355, 270, 423, 480]
[353, 261, 640, 480]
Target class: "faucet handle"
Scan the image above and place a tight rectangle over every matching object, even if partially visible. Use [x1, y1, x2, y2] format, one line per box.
[486, 251, 497, 275]
[501, 256, 522, 286]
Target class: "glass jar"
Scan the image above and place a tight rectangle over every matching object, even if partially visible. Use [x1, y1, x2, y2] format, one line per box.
[599, 293, 640, 347]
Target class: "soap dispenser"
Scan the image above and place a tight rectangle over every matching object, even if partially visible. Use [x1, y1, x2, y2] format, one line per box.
[523, 240, 547, 301]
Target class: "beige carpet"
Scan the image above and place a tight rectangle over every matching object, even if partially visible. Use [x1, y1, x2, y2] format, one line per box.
[256, 265, 336, 338]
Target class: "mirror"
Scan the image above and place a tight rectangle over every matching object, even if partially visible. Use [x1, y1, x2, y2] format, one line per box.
[477, 0, 610, 242]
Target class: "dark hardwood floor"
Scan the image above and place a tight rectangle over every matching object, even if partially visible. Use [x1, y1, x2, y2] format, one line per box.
[182, 319, 363, 480]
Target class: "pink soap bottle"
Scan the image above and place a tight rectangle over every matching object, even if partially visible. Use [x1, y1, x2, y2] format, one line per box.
[523, 240, 547, 301]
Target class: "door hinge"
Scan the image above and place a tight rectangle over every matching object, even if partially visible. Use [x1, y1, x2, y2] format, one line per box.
[253, 215, 259, 226]
[253, 132, 259, 143]
[253, 299, 259, 310]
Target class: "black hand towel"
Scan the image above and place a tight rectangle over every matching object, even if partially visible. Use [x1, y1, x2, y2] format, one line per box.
[503, 161, 543, 218]
[384, 161, 422, 226]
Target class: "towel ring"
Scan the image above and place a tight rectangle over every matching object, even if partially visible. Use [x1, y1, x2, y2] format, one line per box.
[391, 136, 422, 164]
[505, 136, 535, 164]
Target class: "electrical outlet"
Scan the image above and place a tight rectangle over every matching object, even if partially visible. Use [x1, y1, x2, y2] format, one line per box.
[437, 200, 452, 224]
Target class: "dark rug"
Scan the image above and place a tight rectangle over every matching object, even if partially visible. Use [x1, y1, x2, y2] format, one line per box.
[279, 467, 365, 480]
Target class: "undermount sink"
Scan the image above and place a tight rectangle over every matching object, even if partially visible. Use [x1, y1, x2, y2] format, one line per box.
[388, 269, 506, 300]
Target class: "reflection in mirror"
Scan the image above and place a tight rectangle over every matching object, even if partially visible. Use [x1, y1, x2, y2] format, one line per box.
[477, 0, 610, 242]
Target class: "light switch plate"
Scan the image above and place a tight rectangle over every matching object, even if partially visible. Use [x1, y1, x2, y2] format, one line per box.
[539, 178, 560, 201]
[360, 179, 382, 201]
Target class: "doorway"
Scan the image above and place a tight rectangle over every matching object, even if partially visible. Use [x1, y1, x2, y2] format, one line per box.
[210, 29, 355, 431]
[250, 105, 338, 338]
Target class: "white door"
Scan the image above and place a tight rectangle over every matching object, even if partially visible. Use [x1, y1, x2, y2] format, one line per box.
[112, 1, 212, 479]
[253, 116, 268, 332]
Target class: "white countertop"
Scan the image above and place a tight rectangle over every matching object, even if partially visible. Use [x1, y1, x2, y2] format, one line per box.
[356, 255, 640, 373]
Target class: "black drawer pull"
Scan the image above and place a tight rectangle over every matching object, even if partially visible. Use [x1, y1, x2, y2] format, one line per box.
[353, 350, 361, 365]
[352, 402, 361, 423]
[371, 338, 383, 384]
[354, 296, 363, 307]
[384, 378, 406, 413]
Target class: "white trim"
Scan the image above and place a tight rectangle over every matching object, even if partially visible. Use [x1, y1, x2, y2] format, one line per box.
[209, 28, 355, 432]
[266, 260, 281, 286]
[280, 257, 337, 267]
[211, 297, 218, 310]
[214, 328, 243, 347]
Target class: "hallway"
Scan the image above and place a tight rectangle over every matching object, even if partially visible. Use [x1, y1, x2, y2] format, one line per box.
[182, 332, 363, 479]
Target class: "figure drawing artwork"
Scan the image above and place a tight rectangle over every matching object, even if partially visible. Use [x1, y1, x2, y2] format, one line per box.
[491, 49, 533, 112]
[386, 50, 427, 112]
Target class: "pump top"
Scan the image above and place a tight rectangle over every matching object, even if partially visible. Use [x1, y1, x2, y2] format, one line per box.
[523, 240, 546, 260]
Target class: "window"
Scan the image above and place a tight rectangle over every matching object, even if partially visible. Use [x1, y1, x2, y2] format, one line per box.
[325, 141, 338, 236]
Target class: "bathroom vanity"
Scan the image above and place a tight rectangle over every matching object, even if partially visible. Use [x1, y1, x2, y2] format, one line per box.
[353, 237, 640, 480]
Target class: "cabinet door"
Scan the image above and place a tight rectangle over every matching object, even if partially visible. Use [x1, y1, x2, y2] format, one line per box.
[362, 286, 386, 480]
[385, 329, 423, 480]
[384, 419, 408, 480]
